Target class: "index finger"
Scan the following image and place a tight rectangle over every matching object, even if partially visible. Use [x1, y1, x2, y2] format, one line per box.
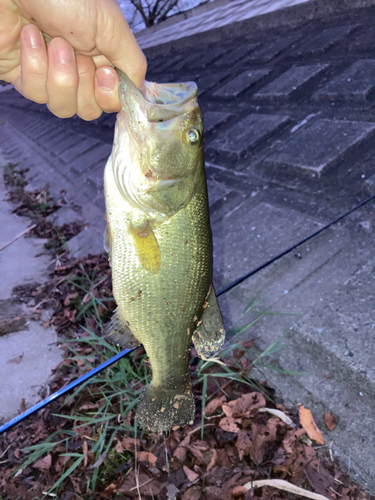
[95, 0, 147, 88]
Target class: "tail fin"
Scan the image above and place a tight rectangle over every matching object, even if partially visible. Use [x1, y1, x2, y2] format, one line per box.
[136, 382, 195, 433]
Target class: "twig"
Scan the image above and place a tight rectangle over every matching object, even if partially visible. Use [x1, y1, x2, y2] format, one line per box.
[329, 440, 334, 462]
[0, 224, 37, 251]
[243, 479, 330, 500]
[205, 412, 224, 420]
[187, 423, 215, 435]
[164, 435, 170, 474]
[32, 298, 49, 312]
[330, 486, 342, 497]
[130, 477, 153, 492]
[82, 275, 110, 303]
[0, 444, 11, 458]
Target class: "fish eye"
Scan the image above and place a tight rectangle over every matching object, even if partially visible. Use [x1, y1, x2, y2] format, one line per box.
[186, 128, 200, 145]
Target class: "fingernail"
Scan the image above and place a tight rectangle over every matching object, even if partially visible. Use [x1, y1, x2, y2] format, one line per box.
[27, 25, 44, 48]
[97, 68, 116, 91]
[51, 39, 74, 64]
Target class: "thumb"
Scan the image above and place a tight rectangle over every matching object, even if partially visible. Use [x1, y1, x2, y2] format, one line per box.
[95, 0, 147, 88]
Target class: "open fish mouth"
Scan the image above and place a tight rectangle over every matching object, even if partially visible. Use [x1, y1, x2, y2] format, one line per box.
[117, 69, 198, 123]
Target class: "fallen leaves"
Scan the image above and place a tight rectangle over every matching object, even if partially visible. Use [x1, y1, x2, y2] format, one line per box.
[7, 354, 23, 364]
[33, 454, 52, 472]
[222, 392, 266, 419]
[219, 416, 241, 433]
[299, 406, 324, 444]
[323, 412, 337, 431]
[204, 395, 226, 417]
[183, 465, 199, 482]
[137, 451, 158, 467]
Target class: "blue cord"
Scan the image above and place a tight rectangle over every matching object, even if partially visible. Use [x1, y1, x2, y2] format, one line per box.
[1, 193, 374, 434]
[0, 348, 133, 435]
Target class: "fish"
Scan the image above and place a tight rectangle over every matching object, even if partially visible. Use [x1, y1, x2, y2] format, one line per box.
[103, 70, 226, 433]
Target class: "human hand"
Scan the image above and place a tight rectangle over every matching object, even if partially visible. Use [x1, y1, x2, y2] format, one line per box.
[0, 0, 147, 120]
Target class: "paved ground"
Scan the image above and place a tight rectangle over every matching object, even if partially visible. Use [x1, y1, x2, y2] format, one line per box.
[0, 157, 62, 421]
[136, 0, 309, 48]
[1, 0, 375, 491]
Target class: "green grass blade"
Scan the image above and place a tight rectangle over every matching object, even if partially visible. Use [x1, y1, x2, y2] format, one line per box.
[201, 375, 207, 440]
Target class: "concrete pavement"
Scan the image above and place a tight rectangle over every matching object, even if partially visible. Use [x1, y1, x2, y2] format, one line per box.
[0, 155, 62, 421]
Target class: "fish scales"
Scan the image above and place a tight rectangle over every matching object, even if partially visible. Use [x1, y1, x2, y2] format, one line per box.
[104, 71, 225, 432]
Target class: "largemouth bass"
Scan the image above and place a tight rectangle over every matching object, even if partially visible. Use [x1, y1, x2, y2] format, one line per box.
[104, 70, 226, 433]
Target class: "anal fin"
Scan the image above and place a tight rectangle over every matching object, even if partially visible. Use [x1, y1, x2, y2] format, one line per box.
[105, 308, 140, 349]
[193, 285, 226, 359]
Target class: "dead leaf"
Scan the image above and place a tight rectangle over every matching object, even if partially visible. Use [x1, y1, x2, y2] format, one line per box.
[181, 485, 201, 500]
[64, 308, 76, 322]
[122, 437, 141, 452]
[83, 440, 88, 467]
[19, 398, 26, 413]
[173, 445, 187, 463]
[204, 395, 226, 417]
[282, 428, 306, 454]
[7, 354, 23, 364]
[186, 444, 204, 463]
[206, 448, 217, 472]
[239, 339, 255, 350]
[248, 422, 277, 465]
[219, 416, 241, 433]
[79, 402, 99, 411]
[183, 465, 199, 482]
[323, 412, 337, 431]
[14, 448, 20, 459]
[63, 292, 78, 306]
[33, 454, 52, 472]
[236, 430, 252, 460]
[222, 392, 266, 419]
[101, 483, 118, 497]
[305, 460, 335, 497]
[137, 451, 157, 467]
[299, 406, 324, 444]
[115, 439, 124, 454]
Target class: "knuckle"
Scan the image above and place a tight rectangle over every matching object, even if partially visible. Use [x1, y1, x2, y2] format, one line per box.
[47, 104, 76, 119]
[79, 107, 102, 121]
[50, 72, 78, 90]
[21, 88, 47, 104]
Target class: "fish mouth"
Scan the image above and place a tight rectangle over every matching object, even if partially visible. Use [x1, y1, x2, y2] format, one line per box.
[117, 69, 198, 122]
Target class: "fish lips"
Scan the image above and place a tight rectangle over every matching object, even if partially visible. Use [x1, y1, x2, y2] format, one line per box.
[117, 69, 199, 123]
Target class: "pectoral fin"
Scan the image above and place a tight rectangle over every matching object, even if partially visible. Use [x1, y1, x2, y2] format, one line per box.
[193, 285, 226, 359]
[105, 308, 140, 349]
[130, 220, 161, 274]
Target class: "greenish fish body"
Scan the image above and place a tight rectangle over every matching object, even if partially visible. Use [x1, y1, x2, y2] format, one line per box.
[104, 71, 225, 432]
